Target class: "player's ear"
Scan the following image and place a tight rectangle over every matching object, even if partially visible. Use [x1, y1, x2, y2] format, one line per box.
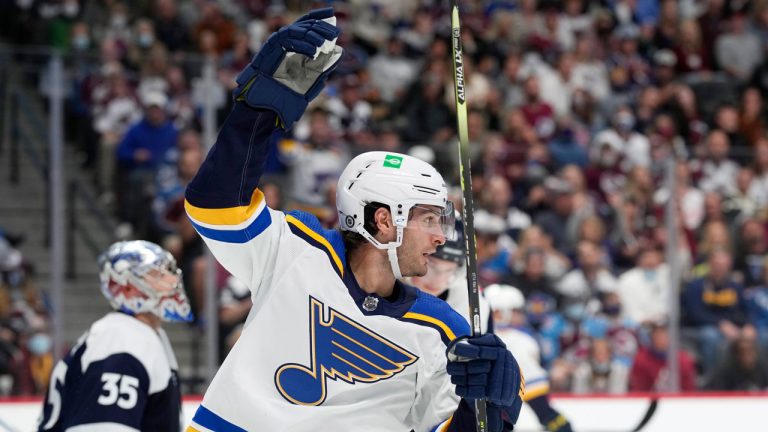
[373, 207, 395, 241]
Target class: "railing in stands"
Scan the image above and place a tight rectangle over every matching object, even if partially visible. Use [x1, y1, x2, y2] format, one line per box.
[2, 48, 116, 277]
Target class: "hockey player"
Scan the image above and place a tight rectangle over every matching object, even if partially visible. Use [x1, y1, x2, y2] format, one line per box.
[38, 240, 193, 432]
[484, 285, 573, 432]
[411, 226, 572, 432]
[410, 220, 492, 334]
[183, 8, 522, 432]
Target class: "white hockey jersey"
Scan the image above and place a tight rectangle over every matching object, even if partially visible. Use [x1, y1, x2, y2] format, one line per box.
[494, 325, 549, 401]
[441, 266, 491, 334]
[39, 312, 182, 432]
[184, 107, 471, 432]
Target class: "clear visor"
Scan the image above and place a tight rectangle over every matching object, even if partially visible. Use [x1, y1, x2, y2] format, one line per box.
[407, 202, 456, 240]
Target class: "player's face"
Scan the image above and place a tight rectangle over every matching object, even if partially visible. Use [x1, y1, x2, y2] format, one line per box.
[411, 256, 458, 295]
[398, 206, 447, 277]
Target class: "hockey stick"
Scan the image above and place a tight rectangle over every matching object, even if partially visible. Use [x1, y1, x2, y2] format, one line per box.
[449, 3, 488, 431]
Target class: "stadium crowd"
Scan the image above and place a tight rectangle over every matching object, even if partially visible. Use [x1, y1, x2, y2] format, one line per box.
[2, 0, 768, 395]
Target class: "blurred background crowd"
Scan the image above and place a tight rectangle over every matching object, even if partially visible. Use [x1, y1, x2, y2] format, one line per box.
[2, 0, 768, 396]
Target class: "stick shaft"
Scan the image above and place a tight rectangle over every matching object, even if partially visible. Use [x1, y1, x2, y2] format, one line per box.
[450, 4, 488, 432]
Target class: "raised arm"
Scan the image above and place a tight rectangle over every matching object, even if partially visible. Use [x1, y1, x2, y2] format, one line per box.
[184, 8, 343, 292]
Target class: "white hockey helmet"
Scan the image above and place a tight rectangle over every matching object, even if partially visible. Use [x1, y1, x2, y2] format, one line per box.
[98, 240, 193, 322]
[484, 284, 526, 312]
[336, 151, 454, 277]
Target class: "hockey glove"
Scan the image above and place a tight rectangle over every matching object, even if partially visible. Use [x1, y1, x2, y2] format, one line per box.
[447, 334, 524, 431]
[234, 7, 343, 129]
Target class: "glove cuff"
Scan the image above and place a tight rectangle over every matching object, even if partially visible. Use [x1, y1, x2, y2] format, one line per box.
[236, 72, 308, 130]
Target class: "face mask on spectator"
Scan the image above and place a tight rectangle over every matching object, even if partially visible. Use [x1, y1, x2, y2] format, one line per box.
[603, 304, 621, 316]
[615, 112, 635, 132]
[28, 333, 52, 356]
[72, 35, 90, 51]
[137, 33, 155, 48]
[564, 303, 586, 322]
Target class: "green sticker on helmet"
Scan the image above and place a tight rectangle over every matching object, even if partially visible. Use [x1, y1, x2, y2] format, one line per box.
[383, 155, 403, 168]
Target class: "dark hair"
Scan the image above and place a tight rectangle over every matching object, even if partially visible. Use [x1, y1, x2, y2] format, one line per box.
[341, 202, 389, 254]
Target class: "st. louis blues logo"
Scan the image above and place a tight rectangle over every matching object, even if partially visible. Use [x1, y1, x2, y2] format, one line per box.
[275, 296, 418, 406]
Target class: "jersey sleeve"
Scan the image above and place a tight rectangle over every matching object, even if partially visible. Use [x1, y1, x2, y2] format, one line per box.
[63, 353, 151, 431]
[184, 105, 285, 298]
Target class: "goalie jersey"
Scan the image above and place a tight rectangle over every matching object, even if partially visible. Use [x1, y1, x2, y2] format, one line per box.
[38, 312, 182, 432]
[184, 105, 473, 432]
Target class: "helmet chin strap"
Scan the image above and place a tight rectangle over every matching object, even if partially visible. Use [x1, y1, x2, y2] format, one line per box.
[357, 225, 405, 279]
[387, 246, 402, 279]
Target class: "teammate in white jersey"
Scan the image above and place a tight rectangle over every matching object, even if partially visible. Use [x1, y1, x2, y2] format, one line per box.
[484, 285, 573, 432]
[412, 225, 571, 431]
[183, 8, 522, 432]
[38, 240, 193, 432]
[410, 220, 492, 334]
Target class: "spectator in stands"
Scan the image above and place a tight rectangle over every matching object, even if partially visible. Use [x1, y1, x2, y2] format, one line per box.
[153, 130, 203, 239]
[192, 2, 237, 54]
[715, 11, 764, 82]
[696, 129, 739, 196]
[520, 74, 556, 141]
[367, 36, 418, 104]
[505, 247, 561, 305]
[474, 210, 511, 286]
[694, 220, 733, 270]
[683, 249, 750, 376]
[93, 67, 141, 197]
[571, 338, 630, 394]
[706, 335, 768, 391]
[617, 247, 671, 325]
[653, 161, 705, 232]
[557, 241, 617, 303]
[219, 274, 251, 359]
[325, 74, 372, 139]
[535, 177, 579, 256]
[508, 225, 571, 282]
[591, 107, 651, 171]
[744, 256, 768, 351]
[629, 321, 697, 392]
[734, 220, 768, 288]
[401, 71, 453, 144]
[480, 174, 532, 241]
[115, 91, 179, 233]
[674, 19, 713, 74]
[753, 139, 768, 206]
[584, 292, 638, 366]
[739, 87, 766, 146]
[153, 0, 190, 52]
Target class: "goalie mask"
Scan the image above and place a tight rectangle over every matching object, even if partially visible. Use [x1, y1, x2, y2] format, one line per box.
[98, 240, 193, 322]
[337, 151, 455, 278]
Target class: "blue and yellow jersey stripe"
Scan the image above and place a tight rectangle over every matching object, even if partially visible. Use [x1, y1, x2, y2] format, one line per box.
[285, 214, 344, 278]
[399, 290, 471, 346]
[185, 189, 272, 243]
[430, 415, 453, 432]
[188, 405, 246, 432]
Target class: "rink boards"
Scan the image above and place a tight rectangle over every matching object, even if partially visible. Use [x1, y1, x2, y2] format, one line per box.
[1, 392, 766, 431]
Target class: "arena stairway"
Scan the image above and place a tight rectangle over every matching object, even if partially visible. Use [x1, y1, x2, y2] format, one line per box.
[0, 70, 204, 393]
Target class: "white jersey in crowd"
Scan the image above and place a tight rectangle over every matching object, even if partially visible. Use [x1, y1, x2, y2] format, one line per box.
[39, 312, 182, 432]
[185, 198, 470, 432]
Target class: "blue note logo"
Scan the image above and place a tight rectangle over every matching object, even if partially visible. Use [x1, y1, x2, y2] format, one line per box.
[275, 296, 418, 406]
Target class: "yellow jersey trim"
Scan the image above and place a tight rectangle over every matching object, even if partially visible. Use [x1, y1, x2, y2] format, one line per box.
[401, 312, 457, 341]
[185, 189, 265, 226]
[285, 215, 344, 277]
